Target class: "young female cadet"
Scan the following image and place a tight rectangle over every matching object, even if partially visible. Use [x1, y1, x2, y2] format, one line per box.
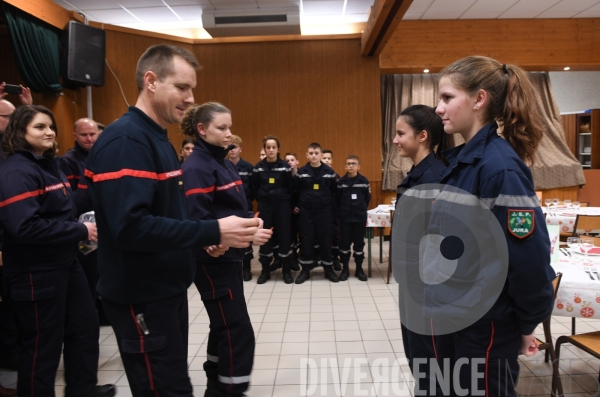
[0, 106, 113, 397]
[181, 102, 271, 397]
[179, 137, 194, 163]
[393, 105, 452, 396]
[432, 56, 555, 396]
[251, 135, 295, 284]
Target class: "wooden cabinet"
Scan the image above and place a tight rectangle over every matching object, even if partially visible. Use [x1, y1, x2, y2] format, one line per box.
[562, 110, 600, 169]
[576, 110, 600, 169]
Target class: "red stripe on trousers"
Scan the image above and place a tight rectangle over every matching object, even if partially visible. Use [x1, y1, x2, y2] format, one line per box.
[129, 306, 159, 397]
[485, 322, 495, 397]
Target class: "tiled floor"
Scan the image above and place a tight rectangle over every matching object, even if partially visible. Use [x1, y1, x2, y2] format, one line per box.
[2, 242, 600, 396]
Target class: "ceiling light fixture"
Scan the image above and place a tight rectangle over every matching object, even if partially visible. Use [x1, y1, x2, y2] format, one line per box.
[424, 69, 429, 73]
[564, 66, 571, 71]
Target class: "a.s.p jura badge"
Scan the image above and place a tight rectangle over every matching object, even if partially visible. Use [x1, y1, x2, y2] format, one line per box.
[508, 209, 534, 239]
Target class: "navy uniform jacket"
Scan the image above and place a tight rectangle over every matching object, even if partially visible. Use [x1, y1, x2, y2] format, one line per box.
[0, 151, 88, 272]
[294, 163, 337, 209]
[183, 138, 248, 264]
[60, 142, 93, 215]
[251, 158, 293, 202]
[336, 172, 371, 223]
[433, 122, 554, 336]
[232, 157, 254, 210]
[396, 152, 445, 202]
[84, 106, 220, 305]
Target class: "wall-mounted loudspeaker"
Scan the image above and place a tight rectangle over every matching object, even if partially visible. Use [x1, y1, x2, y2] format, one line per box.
[62, 21, 106, 87]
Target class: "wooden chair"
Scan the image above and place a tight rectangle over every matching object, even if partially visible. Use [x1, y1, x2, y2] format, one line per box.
[555, 323, 600, 396]
[574, 214, 600, 236]
[534, 272, 563, 396]
[580, 202, 590, 207]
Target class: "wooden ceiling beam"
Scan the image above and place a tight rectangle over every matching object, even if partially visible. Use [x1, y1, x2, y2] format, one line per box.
[361, 0, 412, 57]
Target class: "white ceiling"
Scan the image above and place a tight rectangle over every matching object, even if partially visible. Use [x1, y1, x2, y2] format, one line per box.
[53, 0, 600, 38]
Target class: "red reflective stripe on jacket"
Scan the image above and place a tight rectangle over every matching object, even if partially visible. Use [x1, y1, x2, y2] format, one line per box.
[185, 180, 242, 196]
[0, 189, 44, 208]
[85, 168, 182, 182]
[65, 175, 80, 180]
[77, 183, 88, 190]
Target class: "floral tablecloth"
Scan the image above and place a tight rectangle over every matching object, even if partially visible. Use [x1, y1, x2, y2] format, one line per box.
[544, 207, 600, 234]
[367, 205, 394, 227]
[552, 248, 600, 319]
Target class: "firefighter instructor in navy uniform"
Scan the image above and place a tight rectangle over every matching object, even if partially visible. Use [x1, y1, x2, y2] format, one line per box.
[85, 44, 263, 397]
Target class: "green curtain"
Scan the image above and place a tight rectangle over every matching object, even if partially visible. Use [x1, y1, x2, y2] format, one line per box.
[2, 3, 62, 93]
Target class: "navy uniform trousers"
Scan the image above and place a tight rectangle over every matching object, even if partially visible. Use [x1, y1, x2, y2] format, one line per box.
[338, 221, 366, 265]
[102, 292, 192, 397]
[299, 205, 333, 266]
[406, 319, 521, 397]
[195, 262, 255, 397]
[257, 200, 292, 265]
[7, 261, 100, 397]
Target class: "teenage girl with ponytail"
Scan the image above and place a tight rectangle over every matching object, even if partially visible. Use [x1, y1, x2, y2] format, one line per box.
[428, 56, 554, 396]
[393, 104, 453, 396]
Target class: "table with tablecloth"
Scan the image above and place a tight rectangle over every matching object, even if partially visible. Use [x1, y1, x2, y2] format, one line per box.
[364, 205, 394, 277]
[551, 247, 600, 322]
[544, 207, 600, 234]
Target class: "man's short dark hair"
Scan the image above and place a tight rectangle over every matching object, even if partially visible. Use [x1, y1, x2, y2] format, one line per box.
[136, 44, 200, 92]
[307, 142, 321, 151]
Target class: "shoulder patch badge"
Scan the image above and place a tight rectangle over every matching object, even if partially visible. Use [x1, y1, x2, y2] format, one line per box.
[508, 209, 534, 239]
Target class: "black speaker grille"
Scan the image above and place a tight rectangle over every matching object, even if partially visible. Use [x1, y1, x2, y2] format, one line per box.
[63, 21, 106, 87]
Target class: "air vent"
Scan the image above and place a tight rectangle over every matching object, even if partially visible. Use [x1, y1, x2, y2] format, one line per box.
[202, 8, 300, 37]
[214, 15, 288, 25]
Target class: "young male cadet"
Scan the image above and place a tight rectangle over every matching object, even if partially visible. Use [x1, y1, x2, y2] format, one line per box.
[294, 143, 339, 283]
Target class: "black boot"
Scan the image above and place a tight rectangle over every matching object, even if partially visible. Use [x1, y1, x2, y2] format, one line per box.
[72, 385, 116, 397]
[269, 257, 282, 272]
[290, 252, 300, 271]
[295, 267, 311, 284]
[332, 256, 341, 271]
[355, 262, 367, 281]
[339, 263, 350, 281]
[243, 260, 252, 281]
[323, 265, 339, 283]
[282, 262, 294, 284]
[257, 261, 271, 284]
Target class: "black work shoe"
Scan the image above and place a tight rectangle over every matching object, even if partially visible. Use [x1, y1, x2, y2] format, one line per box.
[282, 265, 294, 284]
[290, 260, 300, 271]
[339, 266, 350, 281]
[243, 268, 252, 282]
[355, 267, 368, 281]
[257, 271, 270, 284]
[323, 266, 340, 283]
[294, 269, 311, 284]
[71, 384, 116, 397]
[332, 257, 342, 271]
[269, 258, 282, 272]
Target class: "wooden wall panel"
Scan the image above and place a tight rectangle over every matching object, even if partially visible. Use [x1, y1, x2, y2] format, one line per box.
[189, 39, 382, 181]
[579, 170, 600, 207]
[380, 19, 600, 73]
[561, 114, 577, 158]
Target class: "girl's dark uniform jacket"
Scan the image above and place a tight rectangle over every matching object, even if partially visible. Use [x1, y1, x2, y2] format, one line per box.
[435, 122, 554, 336]
[251, 158, 294, 202]
[233, 157, 254, 210]
[182, 138, 249, 263]
[0, 151, 88, 272]
[294, 163, 337, 208]
[336, 172, 371, 223]
[396, 152, 445, 201]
